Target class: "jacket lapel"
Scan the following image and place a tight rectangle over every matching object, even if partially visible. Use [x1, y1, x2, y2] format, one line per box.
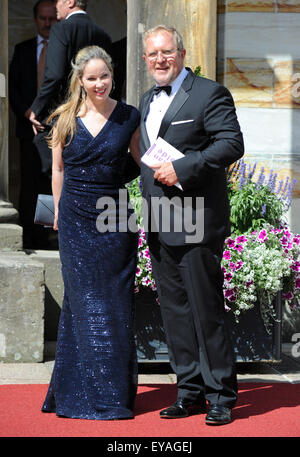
[157, 68, 194, 139]
[140, 69, 195, 149]
[140, 89, 154, 152]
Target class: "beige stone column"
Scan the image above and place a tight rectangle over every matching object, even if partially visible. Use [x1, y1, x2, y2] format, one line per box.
[127, 0, 217, 107]
[0, 0, 20, 245]
[0, 0, 9, 201]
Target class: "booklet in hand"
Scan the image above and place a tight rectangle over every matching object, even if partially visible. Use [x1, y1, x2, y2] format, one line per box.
[141, 137, 184, 190]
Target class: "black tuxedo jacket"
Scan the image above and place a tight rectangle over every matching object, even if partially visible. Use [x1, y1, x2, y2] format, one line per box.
[139, 68, 244, 246]
[9, 37, 38, 139]
[30, 13, 112, 121]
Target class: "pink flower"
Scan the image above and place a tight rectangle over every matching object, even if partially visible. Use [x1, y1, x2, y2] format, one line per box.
[295, 278, 300, 289]
[224, 272, 233, 282]
[258, 229, 268, 242]
[224, 289, 233, 298]
[235, 260, 244, 271]
[143, 248, 150, 259]
[280, 236, 288, 246]
[223, 250, 231, 260]
[226, 238, 235, 248]
[234, 243, 243, 252]
[291, 261, 300, 272]
[283, 291, 294, 300]
[224, 287, 238, 302]
[136, 266, 142, 277]
[224, 303, 231, 312]
[236, 235, 248, 244]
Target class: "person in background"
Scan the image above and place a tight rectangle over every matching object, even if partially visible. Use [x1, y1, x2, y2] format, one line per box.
[27, 0, 112, 176]
[9, 0, 57, 249]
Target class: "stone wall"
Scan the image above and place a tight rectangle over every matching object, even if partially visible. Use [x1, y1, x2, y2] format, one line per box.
[216, 0, 300, 340]
[127, 0, 217, 108]
[217, 0, 300, 235]
[0, 0, 8, 202]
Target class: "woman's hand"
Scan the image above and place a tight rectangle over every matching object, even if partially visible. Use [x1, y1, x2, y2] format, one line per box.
[53, 212, 58, 231]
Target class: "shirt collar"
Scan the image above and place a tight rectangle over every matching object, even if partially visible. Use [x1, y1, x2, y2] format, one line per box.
[37, 34, 48, 45]
[66, 10, 87, 19]
[169, 67, 189, 95]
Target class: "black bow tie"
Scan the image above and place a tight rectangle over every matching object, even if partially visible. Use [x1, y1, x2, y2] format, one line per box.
[153, 85, 172, 96]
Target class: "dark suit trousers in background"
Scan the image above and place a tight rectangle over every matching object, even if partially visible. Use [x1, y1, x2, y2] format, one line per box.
[19, 138, 51, 248]
[148, 232, 238, 408]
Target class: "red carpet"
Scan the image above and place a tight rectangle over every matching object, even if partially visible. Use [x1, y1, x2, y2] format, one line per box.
[0, 383, 299, 437]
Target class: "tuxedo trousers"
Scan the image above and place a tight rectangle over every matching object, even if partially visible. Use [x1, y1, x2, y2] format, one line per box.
[148, 232, 238, 408]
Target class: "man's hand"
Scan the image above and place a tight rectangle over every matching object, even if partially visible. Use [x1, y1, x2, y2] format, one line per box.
[151, 162, 178, 187]
[25, 109, 44, 135]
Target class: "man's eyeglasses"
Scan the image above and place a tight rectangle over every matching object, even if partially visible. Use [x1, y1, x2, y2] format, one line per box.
[145, 49, 180, 62]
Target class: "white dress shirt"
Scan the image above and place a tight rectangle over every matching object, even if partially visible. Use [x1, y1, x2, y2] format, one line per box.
[145, 67, 189, 145]
[66, 10, 87, 19]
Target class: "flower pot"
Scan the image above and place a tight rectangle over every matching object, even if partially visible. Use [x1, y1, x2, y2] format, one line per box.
[134, 288, 282, 363]
[134, 287, 169, 361]
[226, 291, 282, 362]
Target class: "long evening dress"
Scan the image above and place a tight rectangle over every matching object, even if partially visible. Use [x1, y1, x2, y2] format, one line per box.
[42, 102, 140, 420]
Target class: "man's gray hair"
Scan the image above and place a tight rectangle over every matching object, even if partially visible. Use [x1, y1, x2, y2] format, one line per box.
[73, 0, 88, 10]
[143, 25, 185, 52]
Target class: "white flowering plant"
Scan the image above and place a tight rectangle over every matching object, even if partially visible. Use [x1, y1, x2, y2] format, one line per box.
[135, 227, 157, 293]
[223, 159, 300, 328]
[222, 226, 300, 329]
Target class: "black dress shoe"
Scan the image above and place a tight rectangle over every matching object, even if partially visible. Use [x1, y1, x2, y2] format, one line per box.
[160, 399, 206, 419]
[205, 404, 232, 425]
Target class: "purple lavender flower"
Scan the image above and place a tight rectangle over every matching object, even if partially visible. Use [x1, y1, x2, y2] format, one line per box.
[238, 161, 247, 189]
[256, 165, 265, 188]
[138, 177, 143, 192]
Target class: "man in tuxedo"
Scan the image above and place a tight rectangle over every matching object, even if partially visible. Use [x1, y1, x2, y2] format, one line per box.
[9, 0, 57, 248]
[139, 25, 244, 425]
[27, 0, 112, 172]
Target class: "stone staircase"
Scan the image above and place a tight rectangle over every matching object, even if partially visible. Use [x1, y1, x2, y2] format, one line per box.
[0, 200, 63, 363]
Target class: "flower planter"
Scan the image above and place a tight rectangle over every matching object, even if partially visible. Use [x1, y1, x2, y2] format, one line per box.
[135, 288, 282, 363]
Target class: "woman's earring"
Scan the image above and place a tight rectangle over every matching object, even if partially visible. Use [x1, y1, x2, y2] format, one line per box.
[80, 86, 86, 99]
[111, 79, 116, 94]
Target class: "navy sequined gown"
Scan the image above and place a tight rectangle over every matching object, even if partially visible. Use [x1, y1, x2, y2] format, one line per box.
[42, 102, 140, 420]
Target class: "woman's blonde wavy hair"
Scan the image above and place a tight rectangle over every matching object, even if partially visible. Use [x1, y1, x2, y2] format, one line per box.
[47, 45, 113, 148]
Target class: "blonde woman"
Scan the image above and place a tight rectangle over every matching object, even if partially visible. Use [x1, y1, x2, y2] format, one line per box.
[42, 46, 140, 420]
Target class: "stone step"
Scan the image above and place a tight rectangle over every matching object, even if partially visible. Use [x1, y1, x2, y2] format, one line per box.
[0, 223, 22, 251]
[0, 253, 44, 363]
[0, 200, 19, 223]
[1, 250, 63, 342]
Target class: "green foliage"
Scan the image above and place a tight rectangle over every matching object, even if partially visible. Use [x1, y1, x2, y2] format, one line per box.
[228, 181, 286, 235]
[194, 65, 205, 77]
[126, 178, 143, 226]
